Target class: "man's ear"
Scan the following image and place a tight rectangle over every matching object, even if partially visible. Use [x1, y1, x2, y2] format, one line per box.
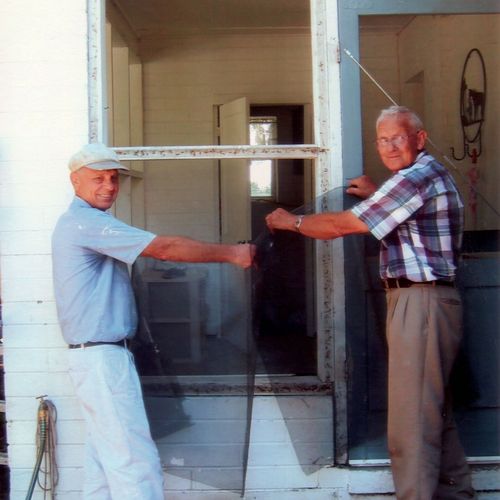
[416, 129, 427, 150]
[70, 171, 80, 189]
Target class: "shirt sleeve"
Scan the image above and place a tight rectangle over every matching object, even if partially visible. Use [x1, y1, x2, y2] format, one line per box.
[351, 173, 424, 240]
[74, 208, 157, 265]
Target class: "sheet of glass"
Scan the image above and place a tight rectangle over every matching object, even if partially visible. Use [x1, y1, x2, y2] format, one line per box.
[131, 259, 254, 495]
[253, 228, 315, 375]
[130, 186, 499, 489]
[130, 190, 324, 491]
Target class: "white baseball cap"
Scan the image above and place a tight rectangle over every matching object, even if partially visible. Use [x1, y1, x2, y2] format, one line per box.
[68, 143, 129, 172]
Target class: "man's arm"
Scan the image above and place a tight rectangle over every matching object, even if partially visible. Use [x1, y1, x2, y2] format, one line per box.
[141, 236, 254, 269]
[265, 208, 369, 240]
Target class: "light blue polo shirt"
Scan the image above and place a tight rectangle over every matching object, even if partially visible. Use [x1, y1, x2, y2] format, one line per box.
[51, 196, 156, 345]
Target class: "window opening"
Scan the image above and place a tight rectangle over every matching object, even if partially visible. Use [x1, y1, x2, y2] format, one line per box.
[249, 117, 277, 198]
[96, 0, 500, 478]
[98, 1, 330, 493]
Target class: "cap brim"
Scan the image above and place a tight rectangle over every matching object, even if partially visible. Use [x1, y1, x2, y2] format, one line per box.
[74, 160, 129, 172]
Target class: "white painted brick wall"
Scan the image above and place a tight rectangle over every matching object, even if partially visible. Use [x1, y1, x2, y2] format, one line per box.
[0, 1, 90, 499]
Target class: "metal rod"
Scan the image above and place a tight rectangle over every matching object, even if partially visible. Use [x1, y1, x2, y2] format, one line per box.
[343, 49, 398, 106]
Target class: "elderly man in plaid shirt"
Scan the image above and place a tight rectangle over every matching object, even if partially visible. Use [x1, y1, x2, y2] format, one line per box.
[265, 105, 475, 499]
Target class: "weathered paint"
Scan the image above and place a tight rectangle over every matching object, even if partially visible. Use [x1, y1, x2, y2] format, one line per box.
[88, 0, 106, 143]
[113, 145, 325, 161]
[311, 0, 349, 464]
[142, 376, 332, 396]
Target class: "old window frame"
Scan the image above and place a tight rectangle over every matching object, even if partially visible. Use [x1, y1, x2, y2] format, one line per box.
[88, 0, 348, 461]
[87, 0, 500, 478]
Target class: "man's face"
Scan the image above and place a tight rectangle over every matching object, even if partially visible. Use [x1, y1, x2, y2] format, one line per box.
[376, 116, 427, 172]
[70, 167, 120, 210]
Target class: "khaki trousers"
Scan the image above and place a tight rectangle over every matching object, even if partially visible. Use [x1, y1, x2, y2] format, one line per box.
[385, 285, 475, 500]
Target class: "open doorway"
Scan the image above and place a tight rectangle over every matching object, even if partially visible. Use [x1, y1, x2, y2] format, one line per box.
[248, 105, 316, 375]
[249, 105, 305, 237]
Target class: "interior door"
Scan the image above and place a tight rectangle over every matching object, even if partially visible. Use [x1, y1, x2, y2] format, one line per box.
[218, 97, 251, 353]
[219, 97, 251, 243]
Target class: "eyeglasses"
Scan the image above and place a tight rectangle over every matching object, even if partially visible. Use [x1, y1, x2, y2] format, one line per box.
[375, 135, 415, 148]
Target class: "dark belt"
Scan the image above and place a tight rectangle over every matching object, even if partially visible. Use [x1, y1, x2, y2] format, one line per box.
[68, 339, 129, 349]
[382, 278, 455, 289]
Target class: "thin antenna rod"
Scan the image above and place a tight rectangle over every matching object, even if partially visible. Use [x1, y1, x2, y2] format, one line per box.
[343, 48, 398, 106]
[342, 47, 500, 218]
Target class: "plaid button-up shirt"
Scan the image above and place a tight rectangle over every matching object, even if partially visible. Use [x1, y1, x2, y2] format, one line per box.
[351, 151, 464, 282]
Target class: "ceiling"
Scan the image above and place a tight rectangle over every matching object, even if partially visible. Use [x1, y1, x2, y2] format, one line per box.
[359, 14, 416, 33]
[110, 0, 415, 38]
[111, 0, 311, 38]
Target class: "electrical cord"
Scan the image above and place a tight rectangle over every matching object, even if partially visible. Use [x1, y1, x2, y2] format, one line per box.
[25, 396, 58, 500]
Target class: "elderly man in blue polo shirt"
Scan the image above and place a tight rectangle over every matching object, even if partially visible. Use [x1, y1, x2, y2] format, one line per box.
[52, 143, 254, 500]
[266, 106, 475, 499]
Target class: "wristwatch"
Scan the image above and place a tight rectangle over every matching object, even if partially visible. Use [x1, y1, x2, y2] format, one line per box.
[295, 215, 304, 232]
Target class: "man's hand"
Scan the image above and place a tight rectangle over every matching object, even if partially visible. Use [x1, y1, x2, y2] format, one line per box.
[265, 208, 296, 233]
[346, 175, 377, 199]
[233, 243, 256, 269]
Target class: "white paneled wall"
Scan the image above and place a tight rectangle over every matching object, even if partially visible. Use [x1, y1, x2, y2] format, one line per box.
[398, 14, 500, 231]
[140, 33, 313, 239]
[360, 14, 500, 230]
[359, 31, 400, 187]
[106, 18, 146, 228]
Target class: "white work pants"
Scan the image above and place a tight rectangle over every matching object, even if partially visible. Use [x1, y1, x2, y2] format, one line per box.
[68, 345, 164, 500]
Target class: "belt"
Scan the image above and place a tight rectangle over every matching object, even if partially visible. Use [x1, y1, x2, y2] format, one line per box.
[68, 339, 129, 349]
[382, 278, 455, 289]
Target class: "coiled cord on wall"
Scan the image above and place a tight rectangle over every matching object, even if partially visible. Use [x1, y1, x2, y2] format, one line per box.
[25, 396, 58, 500]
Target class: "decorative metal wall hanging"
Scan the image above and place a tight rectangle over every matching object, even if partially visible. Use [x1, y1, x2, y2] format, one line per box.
[451, 48, 487, 161]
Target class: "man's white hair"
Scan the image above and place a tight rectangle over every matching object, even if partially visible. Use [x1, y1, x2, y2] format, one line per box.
[376, 105, 424, 132]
